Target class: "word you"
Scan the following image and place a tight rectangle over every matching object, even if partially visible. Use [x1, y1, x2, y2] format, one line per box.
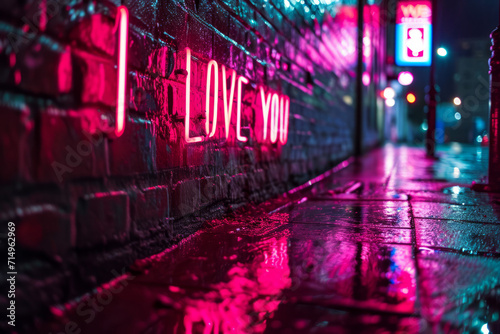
[184, 48, 290, 145]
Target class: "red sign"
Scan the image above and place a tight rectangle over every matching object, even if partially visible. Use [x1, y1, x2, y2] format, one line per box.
[396, 1, 432, 24]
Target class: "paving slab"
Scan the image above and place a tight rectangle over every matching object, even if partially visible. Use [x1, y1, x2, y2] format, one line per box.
[32, 145, 500, 334]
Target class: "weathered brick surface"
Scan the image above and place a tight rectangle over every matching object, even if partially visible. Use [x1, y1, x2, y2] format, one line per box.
[108, 117, 157, 176]
[0, 94, 33, 184]
[0, 0, 385, 324]
[76, 191, 130, 248]
[38, 108, 108, 183]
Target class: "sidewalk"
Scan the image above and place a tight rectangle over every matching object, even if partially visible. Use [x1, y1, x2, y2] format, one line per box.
[37, 145, 500, 334]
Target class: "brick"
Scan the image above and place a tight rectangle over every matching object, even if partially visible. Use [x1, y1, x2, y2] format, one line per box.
[156, 0, 188, 44]
[76, 191, 130, 248]
[38, 108, 107, 183]
[131, 185, 170, 221]
[200, 176, 218, 206]
[108, 117, 156, 176]
[5, 204, 73, 257]
[186, 15, 214, 59]
[228, 173, 246, 202]
[69, 13, 116, 57]
[0, 27, 72, 96]
[0, 95, 34, 184]
[156, 122, 185, 170]
[128, 25, 157, 71]
[125, 0, 159, 34]
[172, 179, 201, 218]
[186, 144, 207, 167]
[74, 52, 116, 106]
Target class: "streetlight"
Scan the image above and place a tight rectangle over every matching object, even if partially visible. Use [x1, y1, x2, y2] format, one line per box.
[406, 93, 416, 104]
[437, 47, 447, 56]
[385, 98, 396, 107]
[383, 87, 396, 99]
[453, 97, 462, 106]
[398, 72, 414, 86]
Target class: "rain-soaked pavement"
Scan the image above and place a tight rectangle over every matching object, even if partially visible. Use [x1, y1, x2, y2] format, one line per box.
[37, 145, 500, 334]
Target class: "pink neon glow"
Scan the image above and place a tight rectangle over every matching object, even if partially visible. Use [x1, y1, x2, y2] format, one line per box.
[205, 60, 218, 138]
[396, 1, 432, 24]
[182, 49, 290, 145]
[222, 66, 237, 140]
[270, 93, 280, 144]
[259, 87, 272, 141]
[185, 48, 203, 143]
[115, 6, 128, 137]
[383, 87, 396, 99]
[362, 72, 371, 86]
[180, 235, 291, 334]
[236, 76, 249, 142]
[279, 96, 290, 145]
[398, 71, 414, 86]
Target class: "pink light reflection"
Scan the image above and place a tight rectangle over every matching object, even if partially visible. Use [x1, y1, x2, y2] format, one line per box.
[180, 236, 291, 334]
[362, 72, 371, 86]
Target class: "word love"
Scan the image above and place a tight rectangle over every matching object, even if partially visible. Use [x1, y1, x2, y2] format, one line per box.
[184, 48, 290, 145]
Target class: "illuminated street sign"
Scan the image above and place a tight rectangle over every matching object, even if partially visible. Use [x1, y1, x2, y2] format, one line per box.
[395, 1, 432, 66]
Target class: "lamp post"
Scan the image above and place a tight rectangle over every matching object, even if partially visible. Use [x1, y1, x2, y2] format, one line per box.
[486, 21, 500, 189]
[425, 0, 438, 157]
[354, 0, 365, 157]
[473, 1, 500, 191]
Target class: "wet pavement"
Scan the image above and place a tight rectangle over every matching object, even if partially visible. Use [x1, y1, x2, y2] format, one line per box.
[36, 145, 500, 334]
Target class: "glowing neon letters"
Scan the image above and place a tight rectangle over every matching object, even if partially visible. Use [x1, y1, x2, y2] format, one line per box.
[184, 48, 290, 145]
[113, 10, 290, 146]
[115, 6, 129, 137]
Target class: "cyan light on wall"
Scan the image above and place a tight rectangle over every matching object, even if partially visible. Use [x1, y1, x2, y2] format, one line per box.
[395, 1, 432, 67]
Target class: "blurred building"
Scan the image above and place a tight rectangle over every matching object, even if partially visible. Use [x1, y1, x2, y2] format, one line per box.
[448, 38, 490, 143]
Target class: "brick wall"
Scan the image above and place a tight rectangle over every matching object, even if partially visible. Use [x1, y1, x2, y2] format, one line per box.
[0, 0, 384, 326]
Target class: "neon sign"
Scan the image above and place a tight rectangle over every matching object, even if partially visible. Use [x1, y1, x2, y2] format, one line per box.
[395, 1, 432, 67]
[184, 48, 290, 145]
[113, 7, 289, 144]
[115, 6, 128, 137]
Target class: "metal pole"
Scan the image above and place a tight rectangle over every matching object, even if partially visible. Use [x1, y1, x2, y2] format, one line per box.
[487, 3, 500, 188]
[473, 0, 500, 192]
[426, 0, 437, 157]
[472, 3, 500, 192]
[354, 0, 364, 157]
